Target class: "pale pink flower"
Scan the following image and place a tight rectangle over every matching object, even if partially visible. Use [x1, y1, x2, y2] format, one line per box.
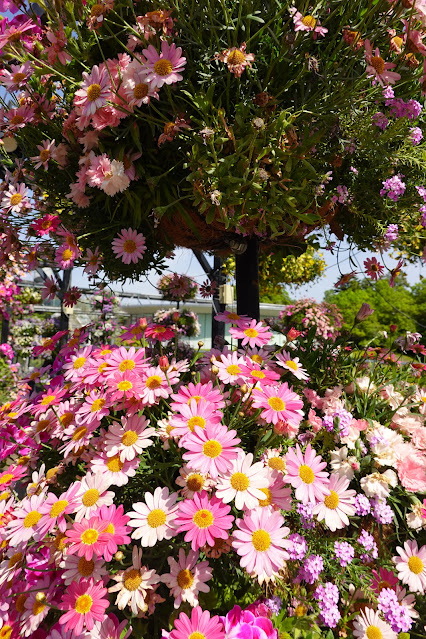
[217, 43, 255, 77]
[74, 472, 115, 521]
[353, 608, 396, 639]
[142, 41, 186, 88]
[112, 228, 146, 264]
[31, 139, 56, 170]
[393, 540, 426, 594]
[396, 453, 426, 492]
[229, 319, 272, 348]
[1, 182, 30, 213]
[312, 474, 356, 531]
[109, 545, 160, 615]
[175, 465, 215, 498]
[84, 247, 102, 275]
[365, 39, 401, 86]
[89, 451, 139, 487]
[275, 351, 309, 380]
[180, 423, 241, 479]
[215, 352, 246, 385]
[122, 60, 159, 106]
[215, 452, 269, 510]
[175, 491, 234, 551]
[140, 366, 171, 405]
[251, 383, 304, 428]
[38, 483, 81, 535]
[59, 552, 108, 585]
[104, 414, 155, 462]
[161, 548, 212, 608]
[284, 444, 330, 504]
[169, 399, 223, 441]
[127, 486, 178, 547]
[232, 507, 290, 582]
[0, 62, 33, 91]
[5, 493, 45, 547]
[289, 8, 328, 38]
[74, 65, 111, 116]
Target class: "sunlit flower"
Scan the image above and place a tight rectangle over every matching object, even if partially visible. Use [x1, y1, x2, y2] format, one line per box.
[143, 41, 186, 87]
[284, 444, 330, 504]
[112, 228, 146, 264]
[161, 548, 212, 608]
[175, 491, 234, 551]
[74, 64, 111, 116]
[393, 540, 426, 593]
[109, 545, 160, 614]
[128, 486, 178, 547]
[217, 43, 255, 77]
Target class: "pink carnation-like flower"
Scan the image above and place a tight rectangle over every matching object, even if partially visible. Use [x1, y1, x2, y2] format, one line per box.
[175, 491, 234, 551]
[232, 507, 290, 581]
[169, 606, 225, 639]
[112, 228, 146, 264]
[142, 41, 186, 88]
[58, 578, 109, 635]
[180, 423, 241, 479]
[284, 444, 330, 504]
[396, 453, 426, 492]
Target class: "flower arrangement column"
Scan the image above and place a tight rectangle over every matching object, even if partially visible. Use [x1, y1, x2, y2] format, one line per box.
[235, 238, 260, 321]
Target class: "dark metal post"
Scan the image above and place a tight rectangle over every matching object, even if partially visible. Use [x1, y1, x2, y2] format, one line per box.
[235, 237, 260, 320]
[1, 313, 10, 344]
[59, 269, 71, 332]
[212, 256, 225, 344]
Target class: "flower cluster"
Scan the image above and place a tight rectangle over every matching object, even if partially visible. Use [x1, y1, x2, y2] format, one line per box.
[157, 274, 199, 302]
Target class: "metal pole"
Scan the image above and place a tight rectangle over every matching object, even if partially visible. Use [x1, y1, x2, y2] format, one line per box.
[59, 269, 71, 332]
[235, 237, 260, 320]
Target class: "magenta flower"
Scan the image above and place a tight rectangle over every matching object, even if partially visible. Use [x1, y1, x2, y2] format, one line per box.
[169, 607, 225, 639]
[229, 319, 272, 348]
[364, 256, 384, 281]
[232, 507, 290, 581]
[112, 228, 146, 264]
[58, 578, 109, 635]
[284, 444, 330, 504]
[142, 41, 186, 88]
[180, 423, 241, 479]
[65, 516, 110, 561]
[251, 382, 304, 428]
[175, 491, 234, 551]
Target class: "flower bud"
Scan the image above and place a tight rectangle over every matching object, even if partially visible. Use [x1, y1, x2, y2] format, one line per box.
[211, 365, 219, 375]
[158, 356, 169, 371]
[287, 327, 302, 342]
[35, 592, 46, 603]
[114, 551, 124, 561]
[198, 341, 204, 348]
[239, 384, 248, 394]
[355, 303, 374, 322]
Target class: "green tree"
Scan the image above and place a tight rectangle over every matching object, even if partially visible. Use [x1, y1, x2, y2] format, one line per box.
[324, 278, 417, 343]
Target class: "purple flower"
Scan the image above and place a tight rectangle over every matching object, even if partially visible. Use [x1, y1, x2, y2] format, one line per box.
[378, 588, 413, 633]
[372, 111, 389, 130]
[380, 174, 406, 202]
[354, 493, 371, 516]
[358, 529, 378, 562]
[297, 503, 315, 530]
[314, 583, 341, 628]
[384, 224, 399, 242]
[334, 541, 355, 567]
[296, 554, 323, 584]
[287, 533, 308, 561]
[409, 126, 423, 146]
[371, 498, 394, 524]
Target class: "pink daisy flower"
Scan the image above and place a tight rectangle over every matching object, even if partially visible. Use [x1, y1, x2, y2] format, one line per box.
[0, 61, 33, 91]
[275, 351, 309, 381]
[95, 503, 131, 561]
[371, 567, 399, 594]
[365, 39, 401, 86]
[65, 516, 110, 561]
[180, 423, 241, 479]
[284, 444, 330, 504]
[63, 287, 82, 308]
[63, 346, 93, 381]
[214, 310, 250, 324]
[312, 474, 356, 531]
[55, 243, 76, 269]
[89, 450, 139, 487]
[161, 548, 212, 608]
[238, 359, 280, 387]
[169, 399, 223, 441]
[215, 452, 270, 510]
[229, 319, 272, 348]
[175, 491, 234, 551]
[170, 381, 226, 411]
[74, 65, 111, 116]
[1, 182, 31, 214]
[41, 276, 59, 301]
[289, 8, 328, 38]
[96, 615, 132, 639]
[74, 472, 115, 522]
[217, 43, 255, 78]
[112, 228, 146, 264]
[104, 346, 147, 376]
[122, 60, 159, 106]
[140, 366, 171, 405]
[84, 247, 102, 275]
[59, 552, 108, 586]
[175, 465, 216, 498]
[31, 213, 61, 236]
[107, 371, 144, 403]
[58, 578, 109, 636]
[364, 256, 384, 281]
[258, 471, 293, 511]
[353, 608, 397, 639]
[169, 606, 225, 639]
[393, 540, 426, 593]
[142, 41, 186, 88]
[251, 383, 304, 428]
[215, 352, 246, 385]
[232, 507, 290, 581]
[127, 486, 178, 547]
[145, 323, 175, 341]
[31, 139, 56, 170]
[37, 483, 81, 535]
[77, 390, 110, 425]
[5, 493, 45, 547]
[104, 414, 155, 462]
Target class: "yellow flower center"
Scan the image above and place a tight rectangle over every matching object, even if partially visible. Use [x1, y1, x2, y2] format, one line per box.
[134, 83, 149, 99]
[0, 474, 13, 485]
[371, 56, 385, 75]
[145, 375, 162, 389]
[188, 634, 205, 639]
[8, 552, 22, 568]
[324, 490, 339, 510]
[228, 313, 240, 320]
[268, 457, 285, 471]
[73, 357, 86, 369]
[46, 467, 59, 481]
[227, 49, 246, 65]
[366, 627, 382, 639]
[295, 604, 307, 617]
[421, 396, 426, 403]
[298, 465, 315, 484]
[106, 455, 124, 473]
[82, 488, 100, 507]
[147, 508, 167, 528]
[78, 557, 95, 577]
[59, 413, 73, 429]
[193, 508, 214, 528]
[188, 416, 206, 432]
[123, 239, 137, 254]
[54, 532, 67, 550]
[121, 430, 138, 446]
[251, 529, 271, 552]
[258, 488, 273, 507]
[74, 594, 93, 614]
[12, 72, 26, 83]
[177, 568, 194, 589]
[91, 4, 104, 17]
[39, 149, 50, 162]
[62, 248, 73, 261]
[50, 500, 68, 518]
[80, 528, 99, 545]
[104, 523, 115, 534]
[285, 360, 298, 371]
[186, 473, 205, 492]
[230, 472, 250, 491]
[119, 359, 135, 372]
[41, 394, 55, 406]
[23, 511, 41, 528]
[10, 193, 22, 206]
[72, 426, 88, 441]
[91, 398, 106, 412]
[32, 600, 46, 616]
[251, 354, 263, 364]
[408, 556, 424, 575]
[226, 364, 241, 376]
[124, 567, 143, 591]
[244, 328, 258, 339]
[86, 83, 101, 102]
[251, 370, 265, 379]
[301, 15, 316, 28]
[98, 363, 107, 374]
[267, 397, 285, 411]
[117, 380, 133, 391]
[202, 440, 223, 458]
[154, 59, 173, 76]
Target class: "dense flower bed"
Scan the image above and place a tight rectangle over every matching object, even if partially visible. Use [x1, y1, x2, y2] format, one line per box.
[0, 309, 425, 638]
